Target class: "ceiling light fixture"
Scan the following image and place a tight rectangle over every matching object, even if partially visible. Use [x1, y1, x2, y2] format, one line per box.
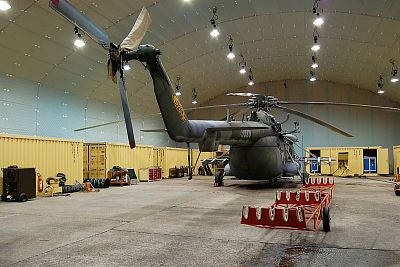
[390, 59, 399, 83]
[175, 76, 182, 96]
[311, 54, 318, 68]
[311, 44, 320, 51]
[311, 29, 320, 51]
[377, 74, 384, 93]
[309, 70, 316, 82]
[313, 14, 324, 26]
[210, 7, 220, 38]
[0, 1, 11, 11]
[73, 26, 85, 48]
[239, 54, 247, 74]
[248, 68, 254, 86]
[312, 0, 324, 26]
[192, 88, 198, 104]
[227, 34, 235, 59]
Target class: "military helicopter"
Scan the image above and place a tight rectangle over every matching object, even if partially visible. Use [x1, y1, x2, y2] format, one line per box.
[50, 1, 400, 182]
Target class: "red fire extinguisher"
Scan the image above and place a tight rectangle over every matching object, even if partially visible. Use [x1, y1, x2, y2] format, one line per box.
[37, 173, 43, 192]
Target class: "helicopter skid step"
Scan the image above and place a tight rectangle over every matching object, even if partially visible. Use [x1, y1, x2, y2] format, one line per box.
[241, 177, 334, 231]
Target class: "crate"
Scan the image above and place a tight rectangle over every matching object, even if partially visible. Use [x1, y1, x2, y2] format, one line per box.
[138, 168, 150, 182]
[138, 167, 162, 182]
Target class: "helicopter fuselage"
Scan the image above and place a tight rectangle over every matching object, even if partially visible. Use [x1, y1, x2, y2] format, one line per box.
[230, 136, 284, 180]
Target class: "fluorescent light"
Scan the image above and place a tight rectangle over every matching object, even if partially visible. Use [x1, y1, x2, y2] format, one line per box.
[192, 100, 198, 104]
[311, 44, 320, 51]
[0, 1, 11, 11]
[239, 67, 246, 74]
[311, 63, 318, 69]
[74, 38, 85, 48]
[377, 90, 385, 94]
[227, 52, 235, 59]
[123, 63, 131, 70]
[175, 91, 181, 96]
[248, 80, 254, 86]
[390, 77, 399, 83]
[313, 17, 324, 26]
[309, 77, 316, 82]
[210, 28, 220, 38]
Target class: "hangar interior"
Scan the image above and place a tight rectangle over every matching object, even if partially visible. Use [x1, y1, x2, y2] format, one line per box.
[0, 0, 400, 266]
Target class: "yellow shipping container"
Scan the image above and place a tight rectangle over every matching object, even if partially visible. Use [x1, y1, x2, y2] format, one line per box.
[0, 134, 83, 194]
[306, 146, 389, 177]
[84, 142, 154, 178]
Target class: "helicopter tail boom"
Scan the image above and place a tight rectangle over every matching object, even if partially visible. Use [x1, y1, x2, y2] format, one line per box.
[126, 45, 193, 142]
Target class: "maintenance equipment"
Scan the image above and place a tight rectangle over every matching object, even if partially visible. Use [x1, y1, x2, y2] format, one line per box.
[241, 177, 334, 232]
[1, 167, 36, 202]
[395, 184, 400, 196]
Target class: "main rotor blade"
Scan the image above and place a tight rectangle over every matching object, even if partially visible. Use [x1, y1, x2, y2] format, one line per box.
[49, 0, 109, 50]
[276, 105, 354, 137]
[74, 112, 161, 132]
[75, 103, 247, 132]
[74, 120, 124, 132]
[279, 101, 400, 112]
[120, 7, 152, 51]
[184, 103, 248, 111]
[118, 71, 136, 148]
[226, 92, 261, 97]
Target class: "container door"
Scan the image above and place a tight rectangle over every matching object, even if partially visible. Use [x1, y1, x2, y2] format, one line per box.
[363, 157, 370, 172]
[370, 157, 377, 172]
[394, 147, 399, 175]
[377, 148, 389, 174]
[320, 149, 331, 174]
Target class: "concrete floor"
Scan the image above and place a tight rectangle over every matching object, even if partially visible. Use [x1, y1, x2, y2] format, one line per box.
[0, 176, 399, 267]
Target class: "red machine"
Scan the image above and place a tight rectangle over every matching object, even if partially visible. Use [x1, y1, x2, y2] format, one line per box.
[241, 177, 334, 232]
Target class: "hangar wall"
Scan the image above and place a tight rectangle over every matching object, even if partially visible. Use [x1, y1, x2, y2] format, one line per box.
[0, 74, 178, 147]
[189, 80, 400, 171]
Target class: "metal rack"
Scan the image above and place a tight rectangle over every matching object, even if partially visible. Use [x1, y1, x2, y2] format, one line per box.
[241, 177, 334, 231]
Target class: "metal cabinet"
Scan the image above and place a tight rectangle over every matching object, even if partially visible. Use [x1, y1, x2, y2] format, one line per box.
[363, 157, 377, 173]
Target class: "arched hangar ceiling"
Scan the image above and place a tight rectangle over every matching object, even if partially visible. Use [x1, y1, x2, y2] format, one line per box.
[0, 0, 399, 114]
